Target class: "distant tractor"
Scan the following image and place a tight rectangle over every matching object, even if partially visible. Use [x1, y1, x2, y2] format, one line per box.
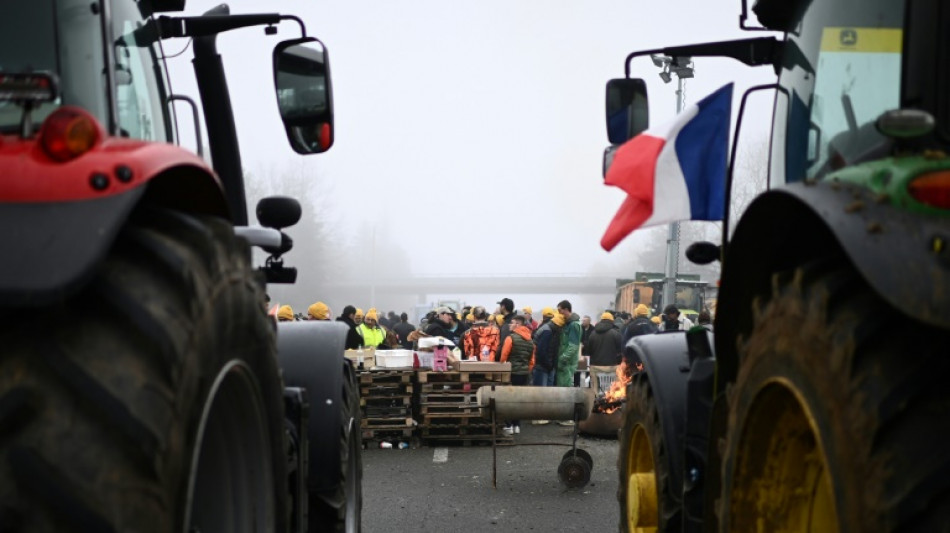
[615, 272, 709, 320]
[605, 0, 950, 531]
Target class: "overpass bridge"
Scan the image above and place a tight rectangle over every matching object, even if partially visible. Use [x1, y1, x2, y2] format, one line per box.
[330, 274, 620, 295]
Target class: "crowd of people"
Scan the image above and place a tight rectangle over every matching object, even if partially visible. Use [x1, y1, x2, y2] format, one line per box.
[274, 297, 712, 435]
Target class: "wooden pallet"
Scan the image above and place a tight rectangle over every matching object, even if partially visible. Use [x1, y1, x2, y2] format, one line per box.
[361, 384, 414, 397]
[420, 381, 509, 393]
[364, 405, 412, 417]
[360, 394, 412, 407]
[417, 371, 510, 384]
[358, 370, 414, 385]
[419, 392, 478, 404]
[361, 427, 415, 441]
[361, 416, 414, 429]
[421, 414, 488, 427]
[419, 404, 482, 415]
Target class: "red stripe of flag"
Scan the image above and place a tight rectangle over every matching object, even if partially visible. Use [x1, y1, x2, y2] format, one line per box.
[600, 134, 666, 251]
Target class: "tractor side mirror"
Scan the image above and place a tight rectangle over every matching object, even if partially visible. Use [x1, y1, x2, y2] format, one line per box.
[606, 78, 649, 145]
[256, 196, 301, 230]
[685, 241, 721, 265]
[273, 37, 334, 154]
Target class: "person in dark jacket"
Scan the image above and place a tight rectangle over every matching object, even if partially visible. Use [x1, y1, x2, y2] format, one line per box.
[424, 306, 464, 347]
[494, 297, 516, 361]
[621, 304, 658, 369]
[392, 312, 416, 349]
[336, 305, 364, 350]
[531, 312, 562, 387]
[585, 312, 623, 394]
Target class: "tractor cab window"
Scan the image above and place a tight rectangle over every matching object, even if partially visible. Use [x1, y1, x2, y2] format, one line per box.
[779, 0, 904, 182]
[0, 0, 108, 134]
[110, 0, 171, 142]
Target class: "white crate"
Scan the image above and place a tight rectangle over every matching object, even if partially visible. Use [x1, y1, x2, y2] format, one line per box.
[376, 349, 413, 368]
[415, 351, 433, 369]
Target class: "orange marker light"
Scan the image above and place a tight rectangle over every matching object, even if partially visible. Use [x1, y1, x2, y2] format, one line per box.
[40, 107, 101, 162]
[908, 171, 950, 210]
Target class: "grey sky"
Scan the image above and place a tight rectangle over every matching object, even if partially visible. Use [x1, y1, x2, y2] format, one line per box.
[166, 0, 775, 281]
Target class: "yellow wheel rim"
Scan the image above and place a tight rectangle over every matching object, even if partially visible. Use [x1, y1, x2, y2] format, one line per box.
[626, 424, 658, 532]
[729, 382, 839, 533]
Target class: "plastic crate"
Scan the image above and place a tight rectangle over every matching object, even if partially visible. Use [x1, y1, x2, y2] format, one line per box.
[596, 372, 618, 395]
[376, 349, 413, 368]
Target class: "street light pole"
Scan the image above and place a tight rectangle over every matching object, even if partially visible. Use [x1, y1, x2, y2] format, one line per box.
[656, 57, 692, 310]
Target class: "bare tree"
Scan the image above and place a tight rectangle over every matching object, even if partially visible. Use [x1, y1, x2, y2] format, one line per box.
[244, 160, 343, 311]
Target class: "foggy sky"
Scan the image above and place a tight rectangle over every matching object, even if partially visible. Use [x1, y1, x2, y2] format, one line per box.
[165, 0, 776, 314]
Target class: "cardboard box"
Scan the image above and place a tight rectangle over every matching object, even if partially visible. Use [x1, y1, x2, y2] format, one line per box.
[344, 348, 375, 369]
[456, 360, 511, 372]
[446, 353, 511, 372]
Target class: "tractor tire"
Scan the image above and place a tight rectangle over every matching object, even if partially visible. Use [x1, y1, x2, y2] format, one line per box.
[618, 372, 682, 533]
[0, 207, 288, 532]
[719, 260, 950, 532]
[311, 360, 363, 532]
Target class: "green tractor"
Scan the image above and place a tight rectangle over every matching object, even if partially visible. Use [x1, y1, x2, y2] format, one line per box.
[607, 0, 950, 531]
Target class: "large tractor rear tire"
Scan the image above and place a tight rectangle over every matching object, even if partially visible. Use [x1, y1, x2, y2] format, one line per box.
[719, 260, 950, 532]
[312, 360, 363, 532]
[618, 372, 682, 533]
[0, 207, 288, 532]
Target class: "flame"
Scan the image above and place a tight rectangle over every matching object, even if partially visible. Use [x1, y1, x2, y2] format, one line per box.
[602, 360, 638, 413]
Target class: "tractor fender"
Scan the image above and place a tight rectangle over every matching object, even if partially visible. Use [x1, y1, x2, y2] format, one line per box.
[715, 180, 950, 385]
[626, 331, 692, 501]
[0, 139, 229, 307]
[276, 320, 352, 494]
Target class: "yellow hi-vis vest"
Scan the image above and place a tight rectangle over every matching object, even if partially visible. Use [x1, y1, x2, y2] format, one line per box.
[358, 323, 386, 347]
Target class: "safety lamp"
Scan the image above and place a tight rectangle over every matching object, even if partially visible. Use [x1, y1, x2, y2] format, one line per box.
[39, 106, 101, 162]
[908, 171, 950, 210]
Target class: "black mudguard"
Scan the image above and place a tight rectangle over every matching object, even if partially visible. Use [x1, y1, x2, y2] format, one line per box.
[276, 320, 351, 494]
[626, 332, 692, 506]
[0, 188, 145, 307]
[716, 180, 950, 384]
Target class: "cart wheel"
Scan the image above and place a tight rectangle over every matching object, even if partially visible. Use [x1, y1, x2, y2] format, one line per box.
[558, 456, 592, 489]
[562, 448, 594, 471]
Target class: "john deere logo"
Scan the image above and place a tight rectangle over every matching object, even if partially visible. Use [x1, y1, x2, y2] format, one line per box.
[840, 29, 858, 46]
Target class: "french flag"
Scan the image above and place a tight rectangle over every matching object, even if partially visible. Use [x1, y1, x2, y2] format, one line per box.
[600, 83, 733, 251]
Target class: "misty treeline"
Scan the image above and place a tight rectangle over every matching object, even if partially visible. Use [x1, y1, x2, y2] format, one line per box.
[587, 135, 769, 284]
[244, 161, 413, 314]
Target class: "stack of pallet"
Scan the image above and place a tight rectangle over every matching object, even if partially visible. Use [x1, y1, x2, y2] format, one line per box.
[417, 370, 512, 445]
[358, 369, 416, 447]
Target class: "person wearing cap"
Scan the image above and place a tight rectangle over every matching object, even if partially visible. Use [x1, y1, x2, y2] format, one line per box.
[621, 304, 658, 369]
[585, 312, 623, 394]
[277, 305, 295, 322]
[522, 306, 539, 332]
[308, 301, 331, 321]
[499, 313, 536, 435]
[659, 304, 693, 332]
[336, 305, 364, 350]
[354, 308, 364, 326]
[531, 311, 563, 388]
[424, 306, 463, 347]
[358, 308, 387, 348]
[462, 306, 500, 361]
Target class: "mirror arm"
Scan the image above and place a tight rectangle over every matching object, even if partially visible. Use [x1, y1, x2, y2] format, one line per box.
[624, 37, 784, 78]
[278, 15, 308, 38]
[158, 13, 283, 39]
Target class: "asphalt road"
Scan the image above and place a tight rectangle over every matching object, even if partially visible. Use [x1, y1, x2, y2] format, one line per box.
[360, 423, 620, 532]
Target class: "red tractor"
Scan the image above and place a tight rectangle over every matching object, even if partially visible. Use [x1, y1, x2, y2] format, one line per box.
[0, 1, 360, 531]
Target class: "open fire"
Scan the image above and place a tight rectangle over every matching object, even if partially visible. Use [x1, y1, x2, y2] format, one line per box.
[592, 360, 638, 414]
